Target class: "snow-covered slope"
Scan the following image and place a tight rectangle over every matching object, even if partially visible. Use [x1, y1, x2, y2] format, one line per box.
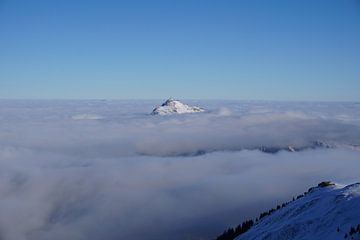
[151, 98, 205, 115]
[235, 182, 360, 240]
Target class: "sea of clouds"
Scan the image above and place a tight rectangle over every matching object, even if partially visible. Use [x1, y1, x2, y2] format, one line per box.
[0, 100, 359, 240]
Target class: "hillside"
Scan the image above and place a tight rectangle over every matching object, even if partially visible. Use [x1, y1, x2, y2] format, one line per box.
[217, 182, 360, 240]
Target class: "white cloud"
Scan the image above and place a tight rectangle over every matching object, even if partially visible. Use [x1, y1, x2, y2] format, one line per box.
[0, 100, 359, 239]
[71, 114, 104, 120]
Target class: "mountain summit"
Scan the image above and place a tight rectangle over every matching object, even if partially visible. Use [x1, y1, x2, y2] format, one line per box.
[151, 98, 205, 115]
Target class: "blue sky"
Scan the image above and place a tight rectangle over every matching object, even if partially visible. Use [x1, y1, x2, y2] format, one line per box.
[0, 0, 359, 100]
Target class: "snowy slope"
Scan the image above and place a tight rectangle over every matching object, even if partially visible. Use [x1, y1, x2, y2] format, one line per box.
[235, 183, 360, 240]
[151, 98, 205, 115]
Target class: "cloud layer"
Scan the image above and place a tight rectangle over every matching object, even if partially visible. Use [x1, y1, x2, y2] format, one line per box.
[0, 100, 359, 240]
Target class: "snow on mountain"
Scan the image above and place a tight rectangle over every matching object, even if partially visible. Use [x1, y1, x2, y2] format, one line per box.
[234, 182, 360, 240]
[151, 98, 205, 115]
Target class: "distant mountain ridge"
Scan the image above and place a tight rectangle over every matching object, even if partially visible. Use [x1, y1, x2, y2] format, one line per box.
[151, 98, 205, 115]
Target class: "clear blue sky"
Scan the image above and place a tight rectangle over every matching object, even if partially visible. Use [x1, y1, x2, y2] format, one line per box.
[0, 0, 359, 101]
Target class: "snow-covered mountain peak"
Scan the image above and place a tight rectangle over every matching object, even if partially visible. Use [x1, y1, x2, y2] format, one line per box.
[151, 98, 205, 115]
[162, 97, 176, 105]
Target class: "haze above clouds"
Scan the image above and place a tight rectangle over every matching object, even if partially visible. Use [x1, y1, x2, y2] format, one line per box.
[0, 100, 359, 240]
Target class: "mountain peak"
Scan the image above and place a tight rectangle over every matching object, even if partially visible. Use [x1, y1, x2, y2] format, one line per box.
[161, 97, 177, 106]
[151, 98, 205, 115]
